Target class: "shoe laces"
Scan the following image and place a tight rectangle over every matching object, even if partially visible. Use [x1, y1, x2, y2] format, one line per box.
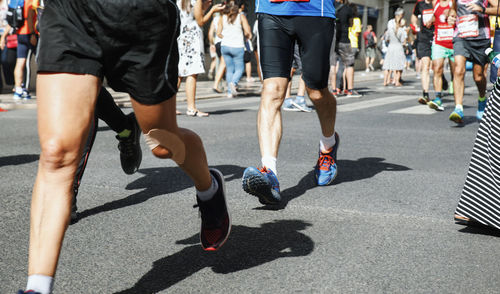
[318, 152, 334, 171]
[117, 134, 135, 156]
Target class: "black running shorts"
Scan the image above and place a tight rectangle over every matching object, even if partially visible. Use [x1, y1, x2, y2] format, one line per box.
[416, 38, 432, 59]
[453, 37, 490, 66]
[37, 0, 179, 105]
[257, 13, 335, 90]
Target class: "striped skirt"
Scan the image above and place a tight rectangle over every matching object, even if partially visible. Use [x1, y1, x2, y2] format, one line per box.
[455, 79, 500, 229]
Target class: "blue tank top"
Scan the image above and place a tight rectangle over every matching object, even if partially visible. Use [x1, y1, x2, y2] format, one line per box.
[255, 0, 335, 18]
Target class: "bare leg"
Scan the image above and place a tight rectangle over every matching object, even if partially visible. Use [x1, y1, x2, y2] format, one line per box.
[185, 74, 198, 111]
[420, 57, 431, 92]
[213, 56, 226, 91]
[453, 55, 467, 106]
[307, 87, 337, 137]
[472, 63, 487, 98]
[345, 66, 354, 90]
[258, 78, 288, 158]
[433, 58, 445, 93]
[131, 96, 211, 191]
[29, 73, 100, 276]
[14, 58, 27, 89]
[297, 76, 306, 97]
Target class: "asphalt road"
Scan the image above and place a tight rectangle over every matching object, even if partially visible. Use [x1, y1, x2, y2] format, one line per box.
[2, 74, 500, 293]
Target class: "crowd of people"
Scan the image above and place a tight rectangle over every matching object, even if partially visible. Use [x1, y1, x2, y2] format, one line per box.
[2, 0, 500, 293]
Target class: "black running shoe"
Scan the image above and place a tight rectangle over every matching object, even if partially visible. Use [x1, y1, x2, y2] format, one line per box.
[116, 113, 142, 175]
[195, 168, 231, 251]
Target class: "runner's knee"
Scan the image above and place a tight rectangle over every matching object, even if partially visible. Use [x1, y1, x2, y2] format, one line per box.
[39, 138, 79, 171]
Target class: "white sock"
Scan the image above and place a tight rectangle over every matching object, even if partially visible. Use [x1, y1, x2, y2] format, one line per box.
[320, 133, 337, 152]
[26, 274, 54, 294]
[15, 87, 23, 94]
[456, 104, 464, 111]
[261, 156, 277, 176]
[196, 174, 219, 201]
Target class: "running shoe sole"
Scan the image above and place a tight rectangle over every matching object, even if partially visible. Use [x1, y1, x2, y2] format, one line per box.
[290, 101, 313, 112]
[449, 112, 463, 123]
[242, 167, 280, 205]
[418, 97, 429, 105]
[283, 106, 300, 112]
[428, 101, 444, 111]
[201, 168, 231, 251]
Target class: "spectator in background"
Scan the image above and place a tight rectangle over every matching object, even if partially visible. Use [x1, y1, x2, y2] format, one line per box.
[177, 0, 224, 117]
[209, 11, 226, 93]
[363, 24, 377, 72]
[348, 3, 362, 59]
[0, 0, 37, 101]
[383, 8, 407, 87]
[217, 1, 252, 98]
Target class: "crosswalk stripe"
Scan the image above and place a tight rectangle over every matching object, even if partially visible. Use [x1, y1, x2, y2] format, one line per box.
[389, 105, 437, 115]
[338, 95, 415, 112]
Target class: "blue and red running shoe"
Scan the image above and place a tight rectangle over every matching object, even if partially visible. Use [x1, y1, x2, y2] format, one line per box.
[242, 166, 281, 205]
[315, 132, 339, 186]
[17, 291, 40, 294]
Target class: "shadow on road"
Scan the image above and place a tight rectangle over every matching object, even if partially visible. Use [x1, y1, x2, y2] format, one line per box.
[0, 154, 38, 167]
[206, 109, 249, 116]
[458, 224, 500, 237]
[114, 220, 314, 294]
[256, 157, 410, 211]
[73, 164, 245, 223]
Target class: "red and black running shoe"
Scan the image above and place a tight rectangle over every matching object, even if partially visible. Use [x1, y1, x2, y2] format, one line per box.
[195, 168, 231, 251]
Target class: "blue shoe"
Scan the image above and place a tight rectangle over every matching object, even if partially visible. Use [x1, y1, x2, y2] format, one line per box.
[315, 132, 339, 186]
[22, 89, 32, 100]
[283, 98, 300, 112]
[13, 92, 22, 101]
[242, 166, 281, 205]
[428, 98, 444, 111]
[18, 291, 41, 294]
[477, 98, 487, 121]
[449, 108, 464, 124]
[291, 98, 313, 112]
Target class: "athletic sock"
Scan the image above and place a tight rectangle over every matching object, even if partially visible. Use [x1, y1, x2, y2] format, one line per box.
[456, 104, 464, 111]
[479, 96, 486, 102]
[261, 156, 277, 176]
[423, 91, 429, 100]
[320, 133, 337, 153]
[117, 129, 131, 138]
[436, 92, 442, 100]
[196, 174, 219, 201]
[295, 95, 305, 103]
[26, 274, 54, 294]
[15, 87, 23, 94]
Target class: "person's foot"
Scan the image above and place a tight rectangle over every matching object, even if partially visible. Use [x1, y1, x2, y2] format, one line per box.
[283, 98, 300, 111]
[333, 88, 343, 97]
[13, 92, 22, 101]
[195, 168, 231, 251]
[346, 90, 362, 98]
[116, 113, 142, 175]
[0, 106, 7, 112]
[315, 132, 339, 186]
[22, 89, 31, 100]
[449, 108, 464, 124]
[428, 98, 444, 111]
[229, 83, 238, 96]
[477, 97, 487, 121]
[291, 98, 313, 112]
[365, 68, 370, 72]
[242, 166, 281, 205]
[186, 109, 209, 117]
[246, 77, 254, 83]
[369, 64, 375, 71]
[418, 96, 429, 104]
[212, 87, 223, 94]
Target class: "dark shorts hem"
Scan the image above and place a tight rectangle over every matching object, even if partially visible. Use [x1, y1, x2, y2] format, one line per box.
[37, 62, 103, 78]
